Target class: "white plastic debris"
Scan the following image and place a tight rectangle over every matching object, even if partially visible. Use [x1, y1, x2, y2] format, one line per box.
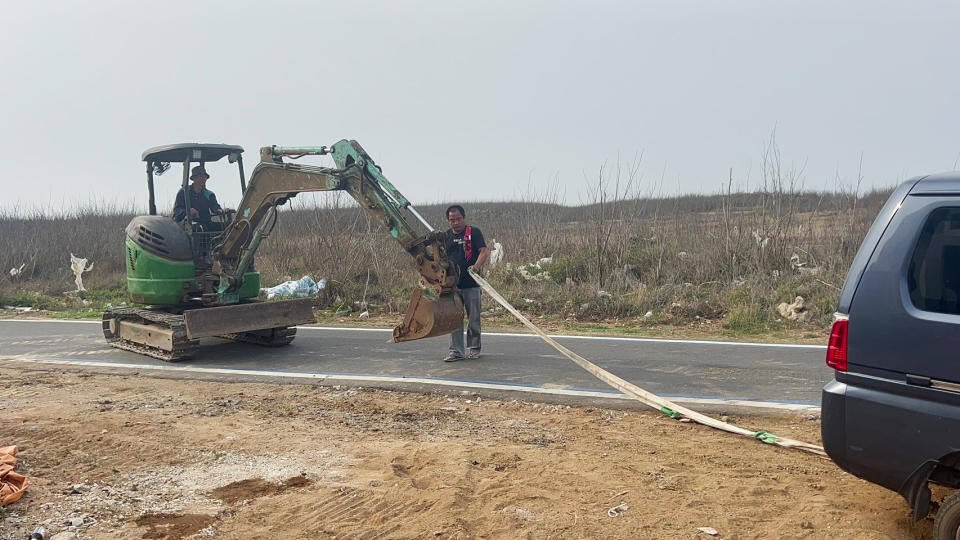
[69, 253, 94, 292]
[516, 257, 555, 281]
[644, 311, 653, 318]
[752, 230, 769, 249]
[697, 526, 719, 536]
[778, 296, 810, 321]
[359, 310, 370, 318]
[8, 263, 25, 277]
[607, 503, 629, 517]
[791, 253, 821, 275]
[260, 276, 325, 299]
[489, 240, 504, 267]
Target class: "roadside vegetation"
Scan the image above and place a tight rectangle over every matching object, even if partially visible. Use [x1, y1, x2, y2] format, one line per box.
[0, 147, 889, 340]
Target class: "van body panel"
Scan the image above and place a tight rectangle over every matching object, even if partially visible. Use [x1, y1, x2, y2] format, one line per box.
[822, 175, 960, 521]
[847, 194, 960, 381]
[837, 178, 922, 314]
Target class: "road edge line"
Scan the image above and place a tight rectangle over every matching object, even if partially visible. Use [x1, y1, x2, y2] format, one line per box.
[0, 356, 820, 413]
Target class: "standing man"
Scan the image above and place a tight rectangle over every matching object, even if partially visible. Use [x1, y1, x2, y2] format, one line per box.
[444, 204, 488, 362]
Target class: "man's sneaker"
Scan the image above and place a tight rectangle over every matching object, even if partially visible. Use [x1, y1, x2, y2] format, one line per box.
[444, 353, 464, 363]
[467, 350, 481, 359]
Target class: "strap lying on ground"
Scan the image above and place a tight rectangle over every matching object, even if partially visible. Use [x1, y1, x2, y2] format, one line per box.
[468, 270, 826, 456]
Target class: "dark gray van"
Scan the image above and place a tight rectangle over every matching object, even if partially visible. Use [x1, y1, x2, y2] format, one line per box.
[822, 174, 960, 538]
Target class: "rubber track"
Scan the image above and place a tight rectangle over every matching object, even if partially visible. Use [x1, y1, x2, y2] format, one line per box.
[102, 307, 199, 362]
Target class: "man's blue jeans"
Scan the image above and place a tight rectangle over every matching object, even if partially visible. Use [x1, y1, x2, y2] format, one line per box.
[449, 286, 482, 358]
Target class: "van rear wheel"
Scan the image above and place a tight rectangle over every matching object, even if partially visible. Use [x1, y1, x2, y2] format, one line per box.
[934, 490, 960, 540]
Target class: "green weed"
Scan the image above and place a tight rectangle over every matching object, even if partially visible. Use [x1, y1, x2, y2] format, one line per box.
[723, 305, 768, 334]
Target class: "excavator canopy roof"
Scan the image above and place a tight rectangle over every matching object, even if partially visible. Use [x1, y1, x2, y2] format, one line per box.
[141, 143, 244, 163]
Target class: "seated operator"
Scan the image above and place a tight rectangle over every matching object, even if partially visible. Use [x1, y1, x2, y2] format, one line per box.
[173, 165, 233, 227]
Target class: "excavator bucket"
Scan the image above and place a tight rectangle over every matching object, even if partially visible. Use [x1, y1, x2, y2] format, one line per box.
[392, 289, 464, 343]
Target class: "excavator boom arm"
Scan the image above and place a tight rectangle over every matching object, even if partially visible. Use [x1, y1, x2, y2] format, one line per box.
[210, 140, 462, 342]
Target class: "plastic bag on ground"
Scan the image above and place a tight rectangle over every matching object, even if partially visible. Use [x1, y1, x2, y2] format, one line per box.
[260, 276, 325, 299]
[0, 445, 28, 506]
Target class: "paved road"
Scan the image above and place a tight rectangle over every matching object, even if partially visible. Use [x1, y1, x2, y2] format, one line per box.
[0, 320, 831, 411]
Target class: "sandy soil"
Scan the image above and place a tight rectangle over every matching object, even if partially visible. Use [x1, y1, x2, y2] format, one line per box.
[0, 368, 936, 539]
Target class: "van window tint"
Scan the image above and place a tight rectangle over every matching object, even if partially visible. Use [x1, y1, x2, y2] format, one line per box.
[909, 207, 960, 314]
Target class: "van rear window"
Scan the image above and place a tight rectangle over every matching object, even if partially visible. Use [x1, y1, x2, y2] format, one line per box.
[909, 207, 960, 314]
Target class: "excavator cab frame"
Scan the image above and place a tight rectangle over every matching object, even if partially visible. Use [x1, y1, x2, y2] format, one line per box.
[140, 144, 249, 283]
[141, 143, 247, 217]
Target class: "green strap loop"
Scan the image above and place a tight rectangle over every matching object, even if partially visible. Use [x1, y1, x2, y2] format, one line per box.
[754, 430, 778, 445]
[660, 406, 680, 419]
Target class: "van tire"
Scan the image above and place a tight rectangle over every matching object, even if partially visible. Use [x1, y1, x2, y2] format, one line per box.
[934, 490, 960, 540]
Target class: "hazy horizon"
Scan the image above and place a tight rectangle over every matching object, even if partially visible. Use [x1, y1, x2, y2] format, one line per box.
[3, 1, 958, 216]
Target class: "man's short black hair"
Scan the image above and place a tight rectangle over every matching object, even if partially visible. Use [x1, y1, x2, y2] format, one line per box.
[446, 204, 466, 218]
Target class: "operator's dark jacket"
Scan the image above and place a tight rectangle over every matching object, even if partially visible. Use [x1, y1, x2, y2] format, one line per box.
[173, 188, 222, 223]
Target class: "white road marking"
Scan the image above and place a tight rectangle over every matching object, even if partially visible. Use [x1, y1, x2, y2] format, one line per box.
[0, 319, 101, 324]
[6, 338, 91, 345]
[301, 326, 826, 349]
[31, 349, 118, 356]
[0, 356, 820, 413]
[0, 320, 826, 349]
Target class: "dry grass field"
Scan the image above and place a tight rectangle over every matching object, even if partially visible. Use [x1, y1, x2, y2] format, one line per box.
[0, 184, 891, 337]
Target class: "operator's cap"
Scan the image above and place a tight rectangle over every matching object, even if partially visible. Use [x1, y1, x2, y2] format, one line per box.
[190, 165, 210, 180]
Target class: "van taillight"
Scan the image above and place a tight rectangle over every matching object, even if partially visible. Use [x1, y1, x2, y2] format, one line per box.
[826, 318, 848, 371]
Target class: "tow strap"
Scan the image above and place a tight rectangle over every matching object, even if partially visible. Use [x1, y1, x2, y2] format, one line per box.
[468, 269, 825, 456]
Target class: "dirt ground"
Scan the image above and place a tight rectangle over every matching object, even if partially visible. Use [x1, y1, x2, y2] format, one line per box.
[0, 367, 936, 540]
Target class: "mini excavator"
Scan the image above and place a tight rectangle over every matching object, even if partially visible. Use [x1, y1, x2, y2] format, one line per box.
[104, 140, 461, 360]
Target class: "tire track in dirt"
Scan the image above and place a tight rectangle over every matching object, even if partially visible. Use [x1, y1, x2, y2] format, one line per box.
[239, 486, 438, 539]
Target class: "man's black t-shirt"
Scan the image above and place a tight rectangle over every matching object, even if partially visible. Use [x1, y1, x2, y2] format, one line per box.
[445, 226, 486, 289]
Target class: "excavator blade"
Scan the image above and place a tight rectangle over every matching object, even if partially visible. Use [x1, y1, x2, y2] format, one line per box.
[392, 289, 464, 343]
[183, 298, 316, 339]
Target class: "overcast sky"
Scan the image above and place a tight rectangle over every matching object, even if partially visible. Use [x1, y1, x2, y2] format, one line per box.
[2, 1, 959, 215]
